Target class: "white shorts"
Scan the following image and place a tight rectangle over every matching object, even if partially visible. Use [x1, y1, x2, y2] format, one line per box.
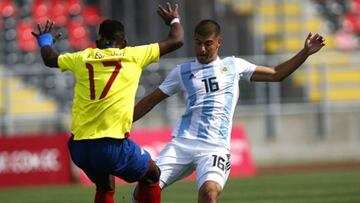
[155, 137, 231, 190]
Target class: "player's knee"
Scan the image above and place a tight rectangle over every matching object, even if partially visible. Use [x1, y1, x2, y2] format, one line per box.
[139, 162, 161, 184]
[94, 175, 115, 191]
[199, 189, 220, 203]
[199, 181, 221, 203]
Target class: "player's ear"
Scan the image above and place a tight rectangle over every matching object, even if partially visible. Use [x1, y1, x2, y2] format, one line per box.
[217, 37, 223, 47]
[116, 39, 127, 49]
[122, 39, 127, 47]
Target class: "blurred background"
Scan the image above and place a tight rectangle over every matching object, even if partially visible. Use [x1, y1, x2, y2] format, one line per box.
[1, 0, 360, 187]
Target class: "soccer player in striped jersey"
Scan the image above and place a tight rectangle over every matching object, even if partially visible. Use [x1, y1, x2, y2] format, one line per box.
[31, 3, 183, 203]
[132, 19, 325, 203]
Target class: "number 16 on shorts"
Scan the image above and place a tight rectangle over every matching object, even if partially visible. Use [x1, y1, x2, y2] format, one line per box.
[212, 154, 231, 173]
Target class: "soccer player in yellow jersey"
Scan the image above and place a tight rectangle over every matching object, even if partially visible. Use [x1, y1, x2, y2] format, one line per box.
[31, 3, 183, 203]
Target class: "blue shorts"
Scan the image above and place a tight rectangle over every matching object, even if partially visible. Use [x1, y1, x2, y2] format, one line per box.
[67, 136, 152, 183]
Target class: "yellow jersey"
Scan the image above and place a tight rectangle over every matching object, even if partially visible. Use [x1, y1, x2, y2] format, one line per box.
[58, 43, 160, 140]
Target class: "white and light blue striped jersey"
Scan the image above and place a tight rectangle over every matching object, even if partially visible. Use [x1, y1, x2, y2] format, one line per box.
[159, 57, 256, 149]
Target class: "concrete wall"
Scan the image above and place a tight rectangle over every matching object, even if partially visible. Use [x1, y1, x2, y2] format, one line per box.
[133, 102, 360, 166]
[234, 103, 360, 166]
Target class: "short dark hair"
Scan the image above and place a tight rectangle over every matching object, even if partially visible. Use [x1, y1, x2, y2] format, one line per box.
[194, 19, 221, 37]
[98, 19, 125, 43]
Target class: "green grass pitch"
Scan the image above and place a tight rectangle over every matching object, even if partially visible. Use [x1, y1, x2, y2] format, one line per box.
[0, 169, 359, 203]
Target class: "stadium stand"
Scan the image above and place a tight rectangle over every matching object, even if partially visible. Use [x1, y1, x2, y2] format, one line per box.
[0, 74, 57, 114]
[301, 0, 360, 101]
[0, 0, 104, 133]
[223, 0, 324, 53]
[1, 0, 360, 134]
[222, 0, 360, 102]
[294, 51, 360, 101]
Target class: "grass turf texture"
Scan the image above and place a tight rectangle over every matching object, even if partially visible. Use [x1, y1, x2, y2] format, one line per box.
[0, 169, 359, 203]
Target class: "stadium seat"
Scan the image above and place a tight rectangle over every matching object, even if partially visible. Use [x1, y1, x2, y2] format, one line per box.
[50, 0, 68, 27]
[67, 19, 92, 50]
[283, 2, 301, 16]
[0, 0, 17, 17]
[283, 20, 301, 33]
[31, 0, 49, 23]
[16, 19, 38, 52]
[351, 0, 360, 13]
[306, 19, 321, 31]
[0, 71, 57, 114]
[283, 37, 303, 52]
[231, 0, 255, 15]
[258, 3, 277, 17]
[82, 5, 103, 25]
[310, 88, 360, 101]
[257, 21, 280, 35]
[68, 0, 82, 16]
[294, 69, 360, 84]
[293, 52, 360, 102]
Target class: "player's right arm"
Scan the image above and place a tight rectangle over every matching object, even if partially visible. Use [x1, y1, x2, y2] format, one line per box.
[133, 88, 169, 122]
[31, 19, 60, 68]
[157, 3, 184, 56]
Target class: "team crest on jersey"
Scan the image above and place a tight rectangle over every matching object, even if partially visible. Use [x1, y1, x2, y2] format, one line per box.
[220, 66, 228, 74]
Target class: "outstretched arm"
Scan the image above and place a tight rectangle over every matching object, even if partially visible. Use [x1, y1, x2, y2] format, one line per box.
[157, 3, 184, 56]
[31, 20, 61, 68]
[133, 88, 169, 123]
[251, 33, 325, 82]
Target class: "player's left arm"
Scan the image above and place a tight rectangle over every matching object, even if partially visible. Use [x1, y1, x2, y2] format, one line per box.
[251, 32, 325, 82]
[31, 19, 61, 68]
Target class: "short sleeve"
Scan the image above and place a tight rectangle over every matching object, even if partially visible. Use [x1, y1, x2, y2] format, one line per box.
[159, 66, 181, 96]
[58, 51, 83, 72]
[234, 58, 256, 81]
[131, 43, 160, 69]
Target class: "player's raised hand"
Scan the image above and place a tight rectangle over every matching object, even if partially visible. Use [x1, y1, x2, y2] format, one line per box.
[31, 19, 55, 37]
[31, 19, 62, 47]
[304, 32, 325, 56]
[157, 2, 180, 25]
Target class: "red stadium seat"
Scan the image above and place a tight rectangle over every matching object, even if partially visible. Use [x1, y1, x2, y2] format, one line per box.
[82, 5, 103, 25]
[32, 0, 50, 23]
[17, 19, 38, 52]
[67, 19, 92, 50]
[351, 0, 360, 14]
[50, 0, 69, 27]
[0, 0, 17, 17]
[68, 0, 82, 16]
[343, 12, 360, 33]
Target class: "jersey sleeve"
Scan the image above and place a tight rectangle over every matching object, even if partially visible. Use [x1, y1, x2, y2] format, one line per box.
[159, 66, 181, 96]
[58, 51, 83, 72]
[234, 57, 256, 81]
[132, 43, 160, 69]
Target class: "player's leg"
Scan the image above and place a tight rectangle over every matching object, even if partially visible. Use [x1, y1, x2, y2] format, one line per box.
[198, 180, 222, 203]
[135, 160, 161, 203]
[155, 138, 196, 190]
[67, 136, 116, 203]
[93, 175, 115, 203]
[112, 138, 162, 203]
[132, 138, 195, 203]
[195, 145, 231, 203]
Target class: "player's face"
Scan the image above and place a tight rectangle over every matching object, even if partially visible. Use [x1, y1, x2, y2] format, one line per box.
[194, 33, 222, 64]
